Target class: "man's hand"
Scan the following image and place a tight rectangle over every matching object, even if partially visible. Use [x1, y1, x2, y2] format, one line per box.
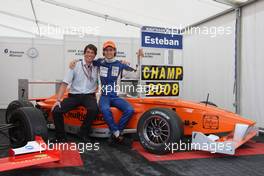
[137, 49, 144, 59]
[52, 101, 61, 112]
[69, 59, 78, 69]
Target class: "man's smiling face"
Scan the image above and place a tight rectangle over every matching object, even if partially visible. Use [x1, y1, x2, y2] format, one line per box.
[84, 48, 96, 63]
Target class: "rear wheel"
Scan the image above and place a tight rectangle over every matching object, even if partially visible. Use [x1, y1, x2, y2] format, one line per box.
[8, 107, 48, 148]
[6, 100, 33, 123]
[137, 108, 183, 155]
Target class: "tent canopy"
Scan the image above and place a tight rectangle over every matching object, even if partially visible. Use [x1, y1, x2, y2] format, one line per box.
[0, 0, 230, 38]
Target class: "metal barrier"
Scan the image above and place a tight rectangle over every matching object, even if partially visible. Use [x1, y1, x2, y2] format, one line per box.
[18, 79, 62, 101]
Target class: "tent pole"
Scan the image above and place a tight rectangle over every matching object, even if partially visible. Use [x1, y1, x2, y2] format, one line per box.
[30, 0, 41, 35]
[0, 23, 40, 37]
[0, 10, 96, 37]
[234, 7, 242, 114]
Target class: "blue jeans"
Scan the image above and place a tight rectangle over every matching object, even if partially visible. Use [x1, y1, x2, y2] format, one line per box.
[99, 95, 134, 133]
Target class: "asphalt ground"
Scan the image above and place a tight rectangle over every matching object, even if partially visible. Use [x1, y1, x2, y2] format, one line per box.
[1, 109, 264, 176]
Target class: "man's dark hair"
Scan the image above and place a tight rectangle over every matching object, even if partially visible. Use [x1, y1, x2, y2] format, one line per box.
[84, 44, 97, 55]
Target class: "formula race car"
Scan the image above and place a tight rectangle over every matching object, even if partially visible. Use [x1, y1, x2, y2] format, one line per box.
[3, 91, 258, 155]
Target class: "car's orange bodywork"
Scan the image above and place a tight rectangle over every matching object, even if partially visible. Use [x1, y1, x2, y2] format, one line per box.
[35, 92, 255, 136]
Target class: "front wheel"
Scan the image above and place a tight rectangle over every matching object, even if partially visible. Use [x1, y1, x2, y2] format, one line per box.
[6, 100, 33, 123]
[137, 108, 183, 155]
[8, 107, 48, 148]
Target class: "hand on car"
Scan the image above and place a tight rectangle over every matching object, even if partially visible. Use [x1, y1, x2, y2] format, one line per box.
[52, 101, 61, 111]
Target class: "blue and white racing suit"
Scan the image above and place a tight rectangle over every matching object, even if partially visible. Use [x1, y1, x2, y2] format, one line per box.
[93, 58, 135, 133]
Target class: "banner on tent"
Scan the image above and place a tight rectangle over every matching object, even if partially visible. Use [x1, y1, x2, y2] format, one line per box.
[145, 82, 180, 97]
[141, 65, 183, 80]
[141, 26, 183, 49]
[2, 47, 39, 58]
[141, 65, 183, 97]
[67, 49, 84, 56]
[140, 27, 183, 97]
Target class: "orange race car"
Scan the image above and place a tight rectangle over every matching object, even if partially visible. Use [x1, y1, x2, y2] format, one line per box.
[4, 91, 259, 155]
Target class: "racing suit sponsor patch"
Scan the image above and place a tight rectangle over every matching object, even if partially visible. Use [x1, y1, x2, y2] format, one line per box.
[100, 66, 108, 77]
[111, 66, 119, 77]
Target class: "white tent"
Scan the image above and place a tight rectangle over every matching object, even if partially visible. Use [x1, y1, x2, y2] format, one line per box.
[0, 0, 231, 38]
[2, 0, 264, 128]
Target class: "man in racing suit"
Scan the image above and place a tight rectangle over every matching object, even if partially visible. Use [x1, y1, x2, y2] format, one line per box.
[94, 41, 137, 142]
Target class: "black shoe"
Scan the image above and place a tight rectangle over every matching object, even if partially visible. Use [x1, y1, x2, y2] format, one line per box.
[108, 134, 124, 145]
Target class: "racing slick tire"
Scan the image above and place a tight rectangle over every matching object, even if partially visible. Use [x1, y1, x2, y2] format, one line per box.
[199, 101, 218, 107]
[8, 107, 48, 148]
[6, 100, 34, 123]
[137, 108, 183, 155]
